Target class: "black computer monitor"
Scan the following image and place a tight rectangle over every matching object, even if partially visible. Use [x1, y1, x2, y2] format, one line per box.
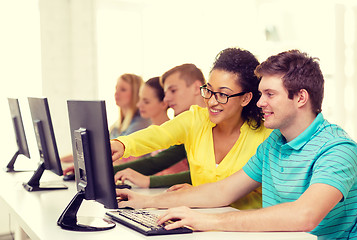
[23, 97, 67, 192]
[57, 100, 117, 231]
[5, 98, 31, 172]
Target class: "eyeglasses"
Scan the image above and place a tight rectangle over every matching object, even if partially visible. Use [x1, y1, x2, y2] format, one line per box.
[200, 85, 247, 104]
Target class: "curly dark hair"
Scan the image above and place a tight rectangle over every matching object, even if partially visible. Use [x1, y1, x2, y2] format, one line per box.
[211, 48, 263, 129]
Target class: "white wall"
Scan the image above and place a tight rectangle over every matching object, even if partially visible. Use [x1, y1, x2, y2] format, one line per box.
[96, 0, 357, 141]
[0, 0, 42, 234]
[39, 0, 98, 157]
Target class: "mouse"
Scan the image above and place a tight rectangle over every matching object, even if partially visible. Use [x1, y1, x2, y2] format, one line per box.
[115, 183, 132, 189]
[63, 173, 75, 181]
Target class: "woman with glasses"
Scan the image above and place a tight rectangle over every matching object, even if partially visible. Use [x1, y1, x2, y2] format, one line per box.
[111, 48, 272, 210]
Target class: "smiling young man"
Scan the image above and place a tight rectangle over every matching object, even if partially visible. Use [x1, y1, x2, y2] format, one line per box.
[115, 50, 357, 239]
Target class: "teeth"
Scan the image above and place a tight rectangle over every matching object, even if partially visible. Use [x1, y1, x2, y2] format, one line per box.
[211, 109, 221, 113]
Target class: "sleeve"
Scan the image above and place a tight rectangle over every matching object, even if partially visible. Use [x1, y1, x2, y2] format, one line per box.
[113, 144, 187, 175]
[311, 140, 357, 199]
[243, 142, 265, 183]
[118, 109, 193, 158]
[149, 171, 192, 188]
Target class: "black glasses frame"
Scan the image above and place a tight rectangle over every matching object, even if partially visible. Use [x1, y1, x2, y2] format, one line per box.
[200, 85, 247, 104]
[200, 84, 247, 104]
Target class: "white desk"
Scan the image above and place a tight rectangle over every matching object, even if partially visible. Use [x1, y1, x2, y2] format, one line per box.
[0, 167, 317, 240]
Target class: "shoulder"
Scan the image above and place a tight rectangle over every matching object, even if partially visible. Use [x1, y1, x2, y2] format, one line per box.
[174, 105, 210, 123]
[313, 119, 357, 152]
[132, 113, 151, 127]
[188, 105, 210, 121]
[121, 114, 151, 136]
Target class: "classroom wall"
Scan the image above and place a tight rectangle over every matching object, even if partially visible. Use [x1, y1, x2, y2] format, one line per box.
[2, 0, 356, 159]
[39, 0, 98, 157]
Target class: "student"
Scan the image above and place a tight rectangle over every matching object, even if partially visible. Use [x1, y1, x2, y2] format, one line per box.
[115, 50, 357, 239]
[62, 73, 150, 173]
[136, 77, 169, 126]
[113, 63, 206, 188]
[114, 76, 171, 166]
[109, 73, 151, 139]
[112, 48, 272, 209]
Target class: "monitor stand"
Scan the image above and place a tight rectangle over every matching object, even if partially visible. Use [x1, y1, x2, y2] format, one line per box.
[4, 150, 20, 172]
[4, 151, 33, 173]
[22, 162, 68, 192]
[57, 191, 116, 231]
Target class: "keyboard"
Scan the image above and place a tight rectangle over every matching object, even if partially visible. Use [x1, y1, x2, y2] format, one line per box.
[106, 208, 193, 236]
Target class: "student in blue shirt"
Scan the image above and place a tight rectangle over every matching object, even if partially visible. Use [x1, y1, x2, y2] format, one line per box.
[116, 50, 357, 239]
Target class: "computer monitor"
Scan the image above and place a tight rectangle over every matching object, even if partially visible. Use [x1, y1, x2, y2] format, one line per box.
[23, 97, 67, 192]
[57, 100, 116, 231]
[5, 98, 31, 172]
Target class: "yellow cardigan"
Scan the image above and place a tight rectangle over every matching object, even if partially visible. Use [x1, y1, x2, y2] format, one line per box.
[118, 105, 272, 209]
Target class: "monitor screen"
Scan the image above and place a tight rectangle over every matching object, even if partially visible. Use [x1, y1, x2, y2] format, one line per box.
[5, 98, 31, 172]
[57, 100, 117, 231]
[23, 97, 67, 191]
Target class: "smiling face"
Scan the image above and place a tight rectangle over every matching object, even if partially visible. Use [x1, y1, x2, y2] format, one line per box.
[114, 77, 132, 108]
[257, 75, 299, 133]
[137, 84, 167, 120]
[205, 69, 249, 126]
[163, 72, 198, 116]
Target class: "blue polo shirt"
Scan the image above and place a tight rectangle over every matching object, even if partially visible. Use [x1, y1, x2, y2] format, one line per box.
[243, 113, 357, 239]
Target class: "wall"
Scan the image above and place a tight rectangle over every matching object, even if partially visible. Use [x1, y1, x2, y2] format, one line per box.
[39, 0, 98, 157]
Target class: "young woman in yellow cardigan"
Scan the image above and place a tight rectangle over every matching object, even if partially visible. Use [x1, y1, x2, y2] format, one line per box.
[111, 48, 272, 210]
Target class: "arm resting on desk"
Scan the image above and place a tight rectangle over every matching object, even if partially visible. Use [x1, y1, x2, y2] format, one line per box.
[158, 183, 342, 233]
[117, 170, 258, 209]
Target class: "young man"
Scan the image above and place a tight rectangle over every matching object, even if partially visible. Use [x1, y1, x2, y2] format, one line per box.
[113, 63, 206, 188]
[115, 50, 357, 239]
[161, 63, 206, 117]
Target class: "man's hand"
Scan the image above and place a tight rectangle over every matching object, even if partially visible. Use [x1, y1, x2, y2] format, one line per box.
[166, 183, 192, 192]
[111, 140, 125, 162]
[157, 206, 218, 231]
[114, 168, 150, 188]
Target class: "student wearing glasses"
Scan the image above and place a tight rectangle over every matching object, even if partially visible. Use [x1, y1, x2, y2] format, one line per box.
[111, 48, 272, 209]
[115, 50, 357, 239]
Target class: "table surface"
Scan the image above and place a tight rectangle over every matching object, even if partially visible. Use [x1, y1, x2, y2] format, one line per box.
[0, 157, 317, 240]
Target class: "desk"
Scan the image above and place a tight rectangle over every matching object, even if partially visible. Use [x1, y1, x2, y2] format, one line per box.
[0, 169, 317, 240]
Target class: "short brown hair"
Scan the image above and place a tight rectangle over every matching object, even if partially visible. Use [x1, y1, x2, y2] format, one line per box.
[255, 50, 324, 114]
[160, 63, 205, 87]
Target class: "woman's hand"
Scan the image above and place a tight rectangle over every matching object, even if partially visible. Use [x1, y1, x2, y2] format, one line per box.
[111, 140, 125, 162]
[62, 165, 75, 176]
[116, 189, 151, 209]
[114, 168, 150, 188]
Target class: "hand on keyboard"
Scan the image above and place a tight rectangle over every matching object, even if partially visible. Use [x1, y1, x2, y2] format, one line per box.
[116, 189, 149, 209]
[114, 168, 150, 188]
[158, 206, 214, 232]
[106, 208, 193, 236]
